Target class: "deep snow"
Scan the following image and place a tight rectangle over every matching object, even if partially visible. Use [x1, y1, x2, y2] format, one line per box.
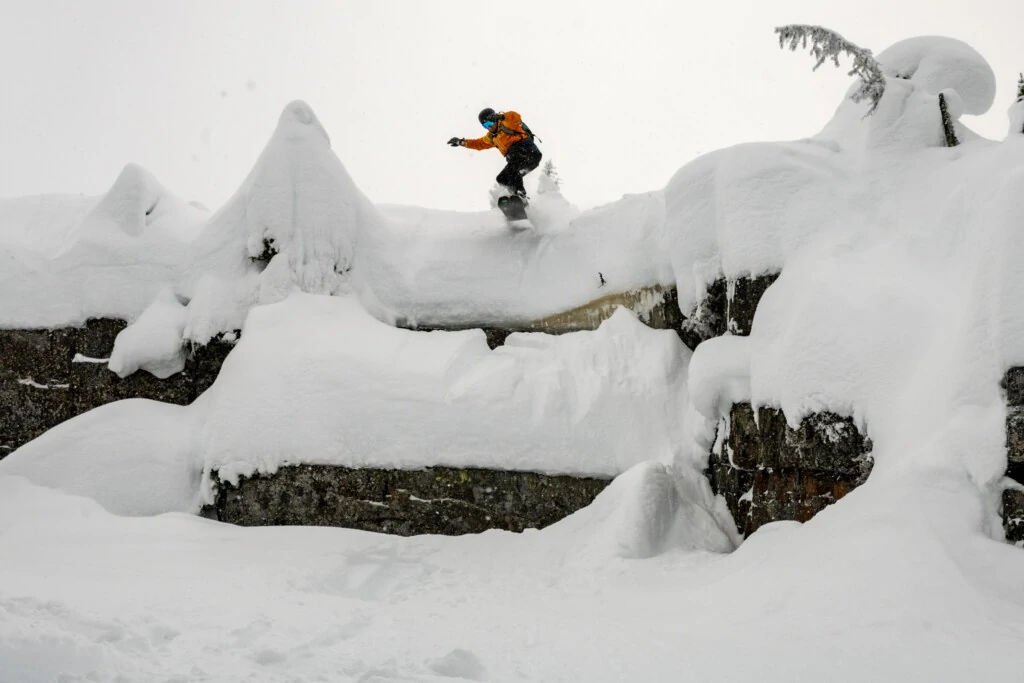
[2, 33, 1024, 682]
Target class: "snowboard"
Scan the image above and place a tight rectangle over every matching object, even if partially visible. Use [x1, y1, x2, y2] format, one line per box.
[497, 195, 531, 228]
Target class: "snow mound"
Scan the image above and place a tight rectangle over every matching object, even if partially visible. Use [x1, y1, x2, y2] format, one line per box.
[108, 287, 188, 379]
[547, 461, 734, 560]
[201, 294, 690, 485]
[425, 649, 488, 681]
[0, 166, 207, 327]
[876, 36, 995, 115]
[688, 335, 752, 421]
[75, 163, 207, 244]
[0, 398, 205, 516]
[0, 194, 96, 256]
[661, 139, 843, 312]
[184, 100, 380, 307]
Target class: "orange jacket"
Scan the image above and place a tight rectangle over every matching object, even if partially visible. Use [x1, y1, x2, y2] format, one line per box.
[464, 111, 532, 156]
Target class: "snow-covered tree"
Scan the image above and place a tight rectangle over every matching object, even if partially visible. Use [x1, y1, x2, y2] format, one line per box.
[542, 161, 560, 188]
[776, 25, 886, 114]
[537, 160, 562, 195]
[1010, 73, 1024, 137]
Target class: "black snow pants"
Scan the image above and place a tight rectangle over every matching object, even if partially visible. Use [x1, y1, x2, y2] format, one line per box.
[496, 140, 542, 197]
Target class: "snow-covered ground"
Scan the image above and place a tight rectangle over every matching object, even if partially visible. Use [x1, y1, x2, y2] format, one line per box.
[1, 471, 1022, 682]
[3, 33, 1024, 681]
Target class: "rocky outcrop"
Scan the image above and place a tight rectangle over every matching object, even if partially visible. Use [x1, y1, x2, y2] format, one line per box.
[205, 464, 610, 535]
[678, 274, 779, 349]
[0, 320, 233, 457]
[409, 284, 686, 350]
[0, 281, 725, 459]
[693, 271, 878, 536]
[707, 404, 873, 536]
[1002, 367, 1024, 543]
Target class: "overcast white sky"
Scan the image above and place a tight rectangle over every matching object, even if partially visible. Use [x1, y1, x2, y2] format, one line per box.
[2, 0, 1023, 212]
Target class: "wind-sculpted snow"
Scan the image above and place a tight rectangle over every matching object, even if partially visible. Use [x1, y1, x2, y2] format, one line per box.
[0, 297, 697, 513]
[201, 296, 691, 485]
[184, 101, 375, 307]
[875, 36, 995, 115]
[0, 165, 207, 327]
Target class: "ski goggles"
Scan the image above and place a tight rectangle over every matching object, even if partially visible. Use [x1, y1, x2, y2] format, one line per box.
[481, 120, 496, 129]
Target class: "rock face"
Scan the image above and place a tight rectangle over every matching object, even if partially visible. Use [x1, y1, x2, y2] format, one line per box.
[1002, 367, 1024, 543]
[0, 320, 233, 457]
[690, 272, 877, 537]
[206, 464, 611, 535]
[678, 274, 778, 349]
[410, 284, 686, 350]
[707, 404, 873, 536]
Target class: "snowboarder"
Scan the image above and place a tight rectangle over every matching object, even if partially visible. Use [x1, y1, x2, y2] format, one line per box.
[447, 108, 542, 219]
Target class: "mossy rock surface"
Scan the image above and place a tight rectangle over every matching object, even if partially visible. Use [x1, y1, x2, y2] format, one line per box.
[208, 464, 611, 535]
[0, 321, 235, 455]
[708, 403, 872, 537]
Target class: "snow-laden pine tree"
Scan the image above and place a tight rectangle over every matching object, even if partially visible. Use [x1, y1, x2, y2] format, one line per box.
[775, 25, 886, 114]
[1010, 73, 1024, 137]
[537, 160, 562, 195]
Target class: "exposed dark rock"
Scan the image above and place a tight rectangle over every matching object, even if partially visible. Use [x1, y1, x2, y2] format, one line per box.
[0, 328, 76, 383]
[1002, 369, 1024, 543]
[1006, 406, 1024, 470]
[757, 407, 871, 478]
[1001, 367, 1024, 408]
[726, 402, 760, 470]
[188, 338, 238, 396]
[0, 383, 72, 456]
[679, 279, 727, 350]
[209, 464, 611, 535]
[706, 458, 754, 528]
[707, 403, 872, 537]
[726, 274, 779, 336]
[0, 321, 236, 456]
[1004, 488, 1024, 544]
[748, 467, 855, 531]
[410, 284, 686, 350]
[678, 273, 779, 349]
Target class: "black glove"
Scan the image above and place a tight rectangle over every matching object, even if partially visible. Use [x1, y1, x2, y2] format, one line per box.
[447, 137, 464, 147]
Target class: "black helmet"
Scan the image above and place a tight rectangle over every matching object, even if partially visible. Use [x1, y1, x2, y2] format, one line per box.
[478, 107, 496, 124]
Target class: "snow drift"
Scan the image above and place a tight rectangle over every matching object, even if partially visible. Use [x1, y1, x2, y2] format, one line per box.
[0, 165, 207, 327]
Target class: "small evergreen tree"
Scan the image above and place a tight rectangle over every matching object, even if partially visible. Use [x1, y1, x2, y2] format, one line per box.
[775, 25, 886, 114]
[542, 160, 561, 188]
[537, 160, 562, 195]
[1012, 73, 1024, 136]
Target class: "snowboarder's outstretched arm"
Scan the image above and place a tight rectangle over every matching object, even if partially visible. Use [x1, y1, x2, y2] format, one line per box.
[462, 135, 495, 151]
